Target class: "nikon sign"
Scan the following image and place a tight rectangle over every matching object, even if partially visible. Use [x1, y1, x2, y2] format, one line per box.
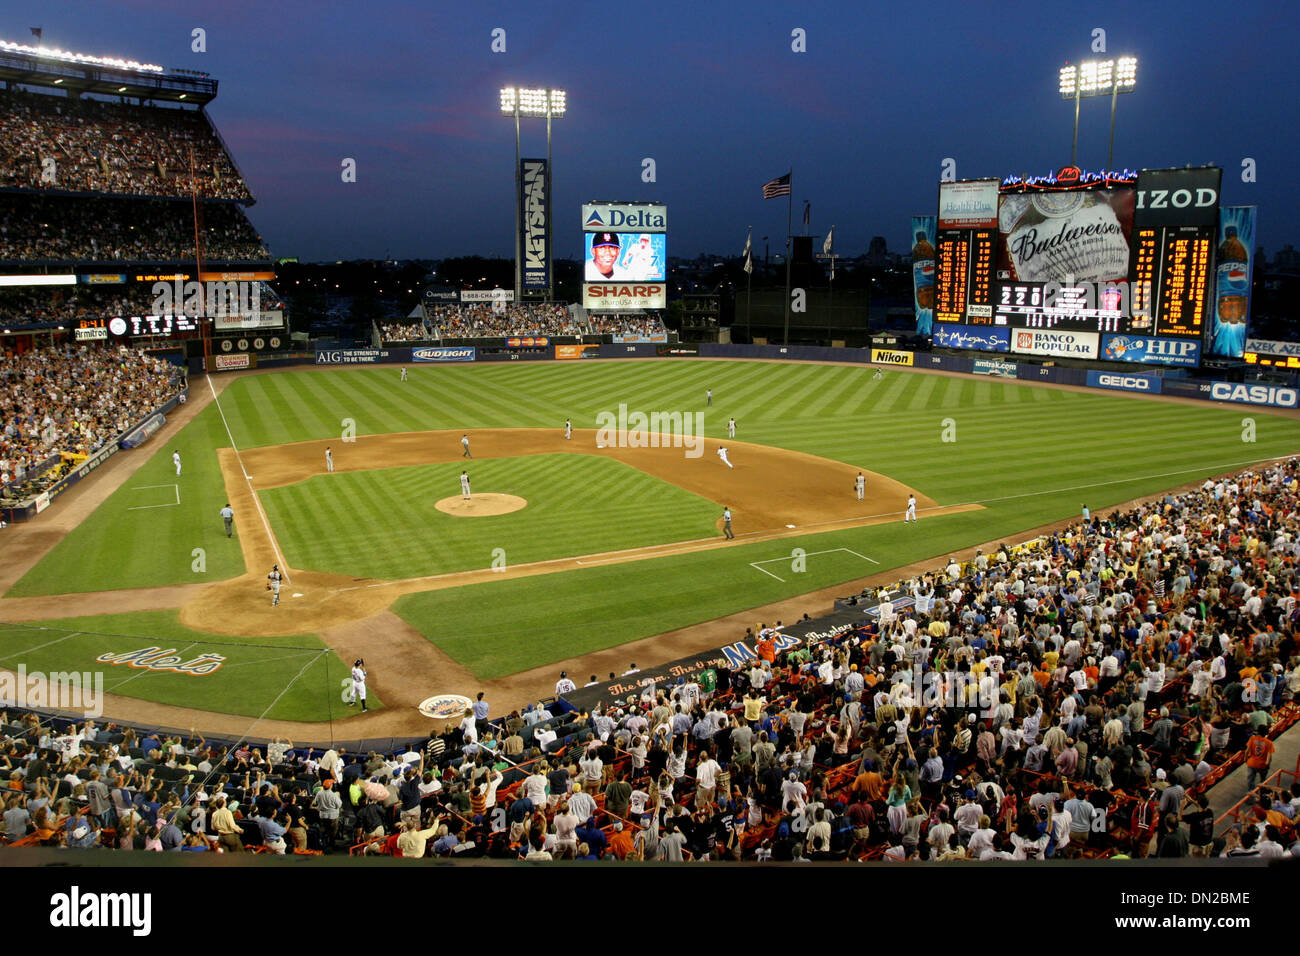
[520, 158, 549, 290]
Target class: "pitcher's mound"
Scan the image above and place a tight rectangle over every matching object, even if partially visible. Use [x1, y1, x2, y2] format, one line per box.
[435, 494, 528, 517]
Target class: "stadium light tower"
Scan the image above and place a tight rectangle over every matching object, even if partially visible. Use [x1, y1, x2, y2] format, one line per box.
[500, 87, 566, 302]
[1059, 57, 1137, 169]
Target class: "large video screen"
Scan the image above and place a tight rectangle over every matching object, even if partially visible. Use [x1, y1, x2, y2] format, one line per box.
[584, 232, 667, 282]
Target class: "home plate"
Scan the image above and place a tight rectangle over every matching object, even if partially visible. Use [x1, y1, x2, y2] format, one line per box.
[786, 524, 796, 528]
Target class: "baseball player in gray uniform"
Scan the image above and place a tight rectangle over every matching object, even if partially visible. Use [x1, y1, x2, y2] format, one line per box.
[722, 506, 734, 539]
[267, 565, 282, 606]
[220, 503, 234, 538]
[400, 367, 408, 381]
[461, 435, 472, 458]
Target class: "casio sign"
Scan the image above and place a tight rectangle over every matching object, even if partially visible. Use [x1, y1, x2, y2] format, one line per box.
[1209, 382, 1299, 408]
[1099, 375, 1151, 390]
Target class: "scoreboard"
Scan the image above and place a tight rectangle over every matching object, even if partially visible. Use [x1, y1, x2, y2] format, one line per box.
[932, 166, 1223, 364]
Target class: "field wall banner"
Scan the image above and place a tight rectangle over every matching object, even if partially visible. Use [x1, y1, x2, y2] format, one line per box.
[871, 348, 914, 366]
[1210, 205, 1256, 358]
[911, 215, 936, 336]
[411, 346, 475, 362]
[559, 605, 869, 713]
[1100, 335, 1201, 367]
[973, 358, 1018, 377]
[1085, 370, 1164, 394]
[555, 344, 600, 360]
[520, 158, 549, 290]
[933, 324, 1011, 352]
[314, 348, 409, 365]
[119, 412, 166, 449]
[213, 353, 252, 370]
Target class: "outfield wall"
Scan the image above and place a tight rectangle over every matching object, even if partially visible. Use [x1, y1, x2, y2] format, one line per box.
[201, 342, 1300, 412]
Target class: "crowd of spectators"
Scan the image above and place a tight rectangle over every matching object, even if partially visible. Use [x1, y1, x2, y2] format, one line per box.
[0, 194, 269, 262]
[0, 287, 159, 329]
[0, 89, 252, 201]
[2, 459, 1296, 861]
[379, 305, 667, 342]
[1, 344, 183, 493]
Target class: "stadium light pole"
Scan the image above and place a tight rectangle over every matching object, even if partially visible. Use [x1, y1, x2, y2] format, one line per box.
[500, 88, 566, 304]
[1059, 57, 1138, 168]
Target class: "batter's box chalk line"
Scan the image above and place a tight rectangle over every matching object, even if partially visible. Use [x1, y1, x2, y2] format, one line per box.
[127, 483, 180, 511]
[748, 547, 880, 583]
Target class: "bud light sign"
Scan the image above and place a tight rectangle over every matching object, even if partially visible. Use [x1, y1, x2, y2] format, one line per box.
[1087, 370, 1163, 394]
[412, 347, 475, 363]
[1101, 335, 1200, 368]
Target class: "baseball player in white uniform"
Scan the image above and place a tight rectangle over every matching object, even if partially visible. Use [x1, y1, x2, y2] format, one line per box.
[400, 367, 408, 381]
[855, 473, 866, 501]
[555, 671, 576, 696]
[727, 418, 736, 439]
[461, 435, 472, 458]
[460, 471, 471, 501]
[267, 565, 282, 606]
[348, 659, 368, 711]
[905, 494, 917, 523]
[717, 446, 733, 469]
[173, 450, 182, 476]
[706, 388, 712, 407]
[325, 446, 334, 473]
[564, 419, 572, 440]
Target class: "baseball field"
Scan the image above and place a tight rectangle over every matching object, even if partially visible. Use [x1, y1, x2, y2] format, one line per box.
[1, 358, 1296, 735]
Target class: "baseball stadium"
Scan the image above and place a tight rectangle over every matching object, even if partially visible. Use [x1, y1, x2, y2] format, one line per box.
[1, 23, 1299, 879]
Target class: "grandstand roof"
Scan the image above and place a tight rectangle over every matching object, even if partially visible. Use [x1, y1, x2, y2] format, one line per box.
[0, 41, 217, 106]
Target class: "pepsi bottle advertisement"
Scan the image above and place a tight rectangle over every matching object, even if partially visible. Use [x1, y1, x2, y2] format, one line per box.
[1211, 206, 1256, 358]
[911, 215, 936, 336]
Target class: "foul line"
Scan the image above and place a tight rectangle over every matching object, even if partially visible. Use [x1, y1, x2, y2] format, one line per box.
[749, 547, 880, 583]
[207, 374, 290, 582]
[127, 483, 180, 511]
[0, 631, 83, 661]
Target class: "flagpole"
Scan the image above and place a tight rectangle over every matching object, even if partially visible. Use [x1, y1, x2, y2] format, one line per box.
[783, 168, 792, 347]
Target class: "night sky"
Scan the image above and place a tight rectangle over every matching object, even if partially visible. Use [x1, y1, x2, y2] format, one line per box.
[6, 0, 1298, 263]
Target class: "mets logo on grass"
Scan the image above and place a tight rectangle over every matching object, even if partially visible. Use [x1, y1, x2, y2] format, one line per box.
[95, 647, 226, 675]
[594, 404, 704, 458]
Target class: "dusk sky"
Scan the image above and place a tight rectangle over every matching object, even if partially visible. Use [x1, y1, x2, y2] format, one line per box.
[6, 0, 1298, 263]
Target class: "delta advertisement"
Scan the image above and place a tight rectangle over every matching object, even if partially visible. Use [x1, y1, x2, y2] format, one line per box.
[412, 346, 475, 363]
[937, 179, 999, 229]
[1210, 206, 1256, 359]
[520, 158, 549, 290]
[581, 203, 667, 233]
[583, 283, 666, 311]
[1086, 370, 1163, 394]
[1010, 328, 1100, 359]
[910, 215, 936, 336]
[933, 324, 1011, 352]
[1101, 335, 1201, 367]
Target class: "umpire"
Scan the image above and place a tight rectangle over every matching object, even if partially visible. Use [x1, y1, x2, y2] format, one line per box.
[220, 503, 234, 538]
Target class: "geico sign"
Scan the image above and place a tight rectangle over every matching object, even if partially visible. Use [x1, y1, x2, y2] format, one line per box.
[1098, 375, 1152, 390]
[1209, 382, 1299, 407]
[586, 285, 664, 297]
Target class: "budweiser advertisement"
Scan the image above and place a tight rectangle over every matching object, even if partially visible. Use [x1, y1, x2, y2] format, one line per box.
[583, 282, 666, 311]
[998, 187, 1134, 285]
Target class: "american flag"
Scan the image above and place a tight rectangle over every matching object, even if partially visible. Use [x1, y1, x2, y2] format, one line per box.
[761, 173, 791, 199]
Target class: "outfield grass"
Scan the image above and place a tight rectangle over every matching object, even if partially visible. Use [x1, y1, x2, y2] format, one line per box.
[0, 612, 373, 722]
[8, 362, 1299, 695]
[259, 454, 722, 579]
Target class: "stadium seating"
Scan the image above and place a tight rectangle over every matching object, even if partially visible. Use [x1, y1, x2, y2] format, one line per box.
[379, 305, 667, 342]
